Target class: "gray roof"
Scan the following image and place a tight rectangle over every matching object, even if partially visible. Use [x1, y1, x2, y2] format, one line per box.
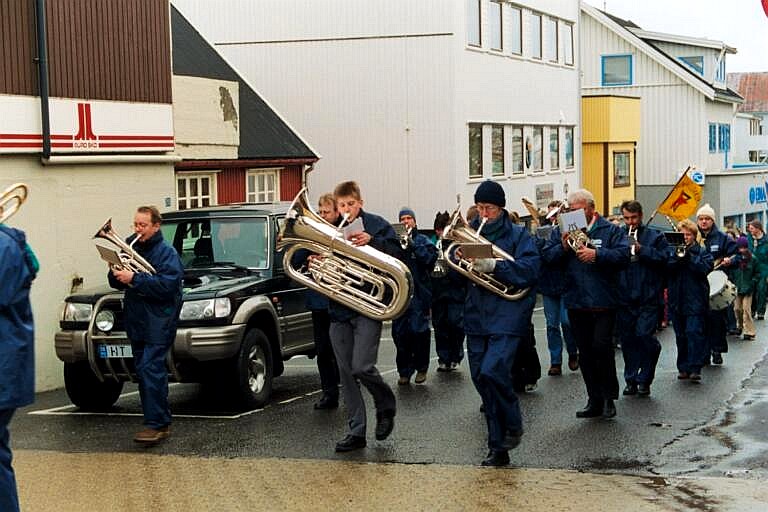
[171, 6, 317, 161]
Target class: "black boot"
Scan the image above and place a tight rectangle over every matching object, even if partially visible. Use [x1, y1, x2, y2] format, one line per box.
[576, 400, 603, 418]
[602, 399, 616, 419]
[481, 450, 510, 467]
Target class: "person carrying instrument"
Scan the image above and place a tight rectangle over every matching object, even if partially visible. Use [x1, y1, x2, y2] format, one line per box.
[460, 180, 540, 467]
[328, 181, 399, 453]
[542, 188, 629, 420]
[108, 206, 183, 444]
[0, 213, 38, 512]
[730, 236, 758, 341]
[392, 207, 437, 385]
[667, 220, 713, 381]
[617, 200, 669, 397]
[696, 204, 739, 365]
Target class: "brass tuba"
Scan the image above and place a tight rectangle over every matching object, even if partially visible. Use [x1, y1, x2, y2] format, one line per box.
[441, 207, 529, 300]
[277, 188, 413, 321]
[0, 183, 28, 223]
[94, 218, 156, 274]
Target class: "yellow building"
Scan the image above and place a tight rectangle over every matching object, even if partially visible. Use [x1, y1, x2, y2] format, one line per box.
[581, 95, 641, 216]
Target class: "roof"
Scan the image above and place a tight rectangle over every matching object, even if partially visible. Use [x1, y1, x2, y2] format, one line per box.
[170, 6, 318, 161]
[164, 202, 292, 220]
[728, 73, 768, 112]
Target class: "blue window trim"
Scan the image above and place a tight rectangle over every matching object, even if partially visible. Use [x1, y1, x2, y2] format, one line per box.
[679, 56, 704, 76]
[601, 54, 633, 86]
[708, 123, 717, 153]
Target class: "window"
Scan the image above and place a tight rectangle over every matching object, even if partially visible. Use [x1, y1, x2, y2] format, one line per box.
[509, 6, 522, 55]
[718, 124, 731, 152]
[511, 125, 523, 175]
[177, 174, 214, 210]
[246, 170, 279, 203]
[491, 125, 504, 176]
[545, 17, 558, 62]
[468, 124, 483, 178]
[613, 152, 630, 187]
[601, 55, 632, 86]
[709, 123, 717, 153]
[679, 56, 704, 75]
[527, 127, 543, 171]
[530, 13, 542, 59]
[489, 1, 502, 51]
[749, 150, 759, 162]
[549, 127, 559, 170]
[750, 118, 760, 136]
[565, 127, 574, 167]
[715, 58, 726, 82]
[563, 23, 574, 65]
[467, 0, 481, 46]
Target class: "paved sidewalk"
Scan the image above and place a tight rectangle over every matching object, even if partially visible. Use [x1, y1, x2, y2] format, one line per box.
[15, 449, 768, 511]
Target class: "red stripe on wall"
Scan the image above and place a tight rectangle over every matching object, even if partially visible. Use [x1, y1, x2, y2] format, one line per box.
[98, 135, 174, 140]
[97, 142, 174, 148]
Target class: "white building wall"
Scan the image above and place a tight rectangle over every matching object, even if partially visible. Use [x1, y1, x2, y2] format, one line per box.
[705, 99, 738, 171]
[650, 41, 720, 83]
[2, 159, 176, 391]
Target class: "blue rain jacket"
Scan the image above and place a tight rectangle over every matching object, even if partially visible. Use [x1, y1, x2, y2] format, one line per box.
[666, 244, 714, 316]
[617, 224, 669, 306]
[393, 230, 438, 334]
[701, 226, 740, 269]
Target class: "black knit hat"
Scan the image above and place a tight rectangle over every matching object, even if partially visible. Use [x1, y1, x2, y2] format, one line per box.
[474, 180, 506, 208]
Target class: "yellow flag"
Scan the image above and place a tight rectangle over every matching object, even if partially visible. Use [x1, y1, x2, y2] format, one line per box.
[657, 174, 703, 221]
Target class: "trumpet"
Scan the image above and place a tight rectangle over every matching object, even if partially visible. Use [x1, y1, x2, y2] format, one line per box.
[94, 218, 156, 274]
[430, 237, 448, 278]
[628, 225, 639, 260]
[395, 223, 413, 250]
[0, 183, 28, 223]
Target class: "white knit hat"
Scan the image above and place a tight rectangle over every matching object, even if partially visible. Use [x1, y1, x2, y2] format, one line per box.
[696, 203, 716, 220]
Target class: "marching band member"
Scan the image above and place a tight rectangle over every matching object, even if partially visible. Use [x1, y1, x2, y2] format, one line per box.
[392, 207, 437, 385]
[617, 200, 669, 397]
[696, 204, 739, 365]
[542, 188, 629, 419]
[731, 236, 758, 341]
[460, 180, 540, 467]
[746, 220, 768, 320]
[667, 220, 713, 381]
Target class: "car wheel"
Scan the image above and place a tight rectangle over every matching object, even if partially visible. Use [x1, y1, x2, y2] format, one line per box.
[232, 328, 274, 409]
[64, 361, 124, 411]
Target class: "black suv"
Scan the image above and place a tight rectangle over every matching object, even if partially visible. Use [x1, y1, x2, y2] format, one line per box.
[55, 203, 315, 410]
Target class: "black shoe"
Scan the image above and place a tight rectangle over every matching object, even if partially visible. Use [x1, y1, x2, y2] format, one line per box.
[481, 450, 510, 467]
[335, 435, 366, 452]
[712, 352, 723, 365]
[313, 395, 339, 410]
[576, 401, 603, 418]
[623, 383, 638, 396]
[637, 383, 651, 396]
[375, 409, 396, 440]
[479, 403, 485, 413]
[602, 399, 616, 419]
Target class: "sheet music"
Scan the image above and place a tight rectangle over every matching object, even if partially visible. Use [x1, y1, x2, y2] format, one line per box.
[342, 217, 365, 240]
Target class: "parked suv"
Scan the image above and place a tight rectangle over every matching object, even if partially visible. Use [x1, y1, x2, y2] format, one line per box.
[55, 203, 315, 410]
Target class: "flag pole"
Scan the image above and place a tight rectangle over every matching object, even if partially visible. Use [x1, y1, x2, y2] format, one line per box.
[646, 166, 692, 226]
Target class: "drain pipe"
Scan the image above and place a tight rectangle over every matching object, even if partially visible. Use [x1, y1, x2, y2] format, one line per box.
[34, 0, 51, 160]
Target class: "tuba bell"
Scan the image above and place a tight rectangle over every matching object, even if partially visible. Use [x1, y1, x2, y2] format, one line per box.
[277, 188, 413, 321]
[441, 207, 529, 300]
[0, 183, 28, 223]
[94, 218, 156, 274]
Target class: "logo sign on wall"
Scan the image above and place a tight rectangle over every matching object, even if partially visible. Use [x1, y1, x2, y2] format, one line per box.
[690, 170, 705, 185]
[749, 183, 768, 205]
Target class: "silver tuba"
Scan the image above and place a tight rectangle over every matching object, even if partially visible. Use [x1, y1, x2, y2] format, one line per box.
[441, 207, 529, 301]
[0, 182, 28, 223]
[94, 218, 156, 274]
[277, 188, 413, 321]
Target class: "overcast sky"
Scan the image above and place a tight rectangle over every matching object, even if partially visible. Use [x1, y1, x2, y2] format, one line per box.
[584, 0, 768, 72]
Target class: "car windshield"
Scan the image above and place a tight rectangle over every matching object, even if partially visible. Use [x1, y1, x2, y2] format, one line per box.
[162, 217, 271, 270]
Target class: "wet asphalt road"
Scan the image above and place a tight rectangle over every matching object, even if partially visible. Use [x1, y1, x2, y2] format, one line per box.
[13, 307, 768, 476]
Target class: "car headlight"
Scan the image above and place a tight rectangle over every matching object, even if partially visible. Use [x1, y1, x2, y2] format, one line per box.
[61, 302, 93, 322]
[95, 310, 115, 332]
[179, 298, 231, 321]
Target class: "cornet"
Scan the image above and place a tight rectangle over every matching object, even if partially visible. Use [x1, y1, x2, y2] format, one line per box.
[93, 218, 156, 274]
[0, 183, 28, 223]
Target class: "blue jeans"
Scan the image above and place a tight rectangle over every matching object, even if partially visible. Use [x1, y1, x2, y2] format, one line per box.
[0, 409, 19, 512]
[131, 341, 173, 429]
[542, 295, 577, 365]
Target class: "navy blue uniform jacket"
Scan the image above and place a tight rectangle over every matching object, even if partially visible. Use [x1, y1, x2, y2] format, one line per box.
[701, 225, 740, 269]
[393, 230, 438, 334]
[108, 231, 183, 345]
[463, 213, 540, 337]
[666, 244, 714, 316]
[617, 224, 669, 306]
[542, 216, 630, 309]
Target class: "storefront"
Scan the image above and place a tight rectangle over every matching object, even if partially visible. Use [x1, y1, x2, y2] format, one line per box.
[705, 167, 768, 231]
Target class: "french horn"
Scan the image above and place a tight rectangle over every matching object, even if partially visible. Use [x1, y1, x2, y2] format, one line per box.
[0, 183, 28, 223]
[277, 188, 413, 321]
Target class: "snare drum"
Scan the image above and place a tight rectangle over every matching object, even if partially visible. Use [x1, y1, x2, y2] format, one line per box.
[707, 270, 737, 310]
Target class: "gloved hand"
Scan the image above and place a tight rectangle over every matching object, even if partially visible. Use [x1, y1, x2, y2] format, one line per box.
[472, 258, 497, 273]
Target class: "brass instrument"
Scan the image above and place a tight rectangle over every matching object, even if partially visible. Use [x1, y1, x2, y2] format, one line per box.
[277, 188, 413, 321]
[0, 183, 28, 223]
[394, 223, 413, 250]
[520, 196, 542, 228]
[558, 209, 594, 252]
[430, 237, 448, 278]
[94, 218, 156, 274]
[628, 225, 639, 261]
[442, 207, 529, 300]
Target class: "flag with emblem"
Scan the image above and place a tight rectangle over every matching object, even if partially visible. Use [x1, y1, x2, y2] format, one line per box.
[656, 171, 703, 221]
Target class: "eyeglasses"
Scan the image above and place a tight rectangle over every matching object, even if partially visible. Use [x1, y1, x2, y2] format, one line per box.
[134, 222, 151, 229]
[476, 204, 501, 213]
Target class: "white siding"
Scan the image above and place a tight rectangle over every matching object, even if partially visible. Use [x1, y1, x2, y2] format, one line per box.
[651, 41, 720, 83]
[705, 99, 737, 171]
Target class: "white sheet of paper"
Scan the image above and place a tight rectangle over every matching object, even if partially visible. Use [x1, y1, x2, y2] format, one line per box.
[558, 209, 588, 233]
[342, 217, 365, 240]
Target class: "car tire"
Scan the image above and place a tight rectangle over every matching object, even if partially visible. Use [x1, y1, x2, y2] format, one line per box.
[231, 328, 274, 409]
[64, 361, 124, 411]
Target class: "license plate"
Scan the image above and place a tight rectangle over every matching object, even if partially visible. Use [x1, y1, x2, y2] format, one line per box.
[98, 344, 133, 358]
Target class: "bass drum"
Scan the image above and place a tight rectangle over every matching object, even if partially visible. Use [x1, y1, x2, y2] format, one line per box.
[707, 270, 737, 311]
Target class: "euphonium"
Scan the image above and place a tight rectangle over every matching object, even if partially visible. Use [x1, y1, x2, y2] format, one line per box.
[277, 188, 413, 321]
[94, 218, 156, 274]
[0, 183, 28, 223]
[441, 207, 529, 301]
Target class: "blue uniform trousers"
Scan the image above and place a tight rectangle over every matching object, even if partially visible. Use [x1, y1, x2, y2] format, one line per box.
[131, 341, 172, 429]
[706, 308, 729, 355]
[432, 301, 464, 366]
[0, 409, 19, 512]
[618, 305, 662, 385]
[671, 313, 708, 374]
[542, 294, 577, 366]
[467, 334, 522, 451]
[393, 327, 431, 378]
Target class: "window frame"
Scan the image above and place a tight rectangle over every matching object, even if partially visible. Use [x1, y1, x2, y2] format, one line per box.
[510, 125, 524, 175]
[613, 151, 631, 188]
[509, 6, 522, 56]
[530, 12, 542, 60]
[601, 54, 633, 86]
[549, 127, 559, 170]
[528, 126, 543, 172]
[564, 126, 575, 168]
[563, 23, 574, 66]
[488, 1, 503, 51]
[679, 56, 704, 75]
[545, 17, 558, 63]
[467, 0, 481, 47]
[468, 123, 483, 179]
[491, 124, 505, 176]
[708, 123, 717, 153]
[246, 169, 280, 203]
[177, 173, 216, 210]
